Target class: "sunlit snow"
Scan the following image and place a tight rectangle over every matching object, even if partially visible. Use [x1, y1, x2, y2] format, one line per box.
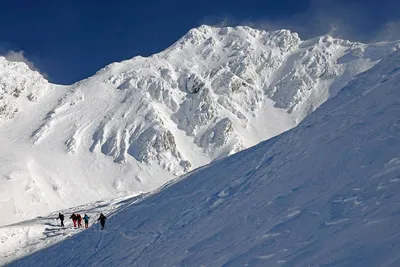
[5, 40, 400, 267]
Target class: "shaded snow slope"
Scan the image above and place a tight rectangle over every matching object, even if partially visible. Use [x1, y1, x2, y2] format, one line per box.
[10, 49, 400, 266]
[1, 25, 400, 226]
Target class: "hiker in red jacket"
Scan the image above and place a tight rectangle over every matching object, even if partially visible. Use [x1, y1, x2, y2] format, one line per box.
[77, 214, 83, 228]
[70, 213, 78, 227]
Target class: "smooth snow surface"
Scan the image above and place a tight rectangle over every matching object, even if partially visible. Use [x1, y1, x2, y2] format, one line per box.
[1, 25, 400, 227]
[9, 48, 400, 266]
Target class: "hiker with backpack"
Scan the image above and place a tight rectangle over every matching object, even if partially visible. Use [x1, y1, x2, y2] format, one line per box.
[77, 214, 83, 228]
[83, 214, 90, 228]
[70, 213, 78, 227]
[57, 213, 65, 227]
[97, 213, 107, 230]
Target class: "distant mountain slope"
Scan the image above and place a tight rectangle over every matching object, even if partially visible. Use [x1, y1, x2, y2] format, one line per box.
[11, 49, 400, 267]
[1, 25, 399, 226]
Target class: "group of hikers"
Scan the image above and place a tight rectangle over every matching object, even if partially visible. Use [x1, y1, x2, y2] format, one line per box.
[69, 213, 91, 228]
[57, 212, 107, 230]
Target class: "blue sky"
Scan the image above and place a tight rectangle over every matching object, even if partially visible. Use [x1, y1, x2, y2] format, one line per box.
[1, 0, 399, 84]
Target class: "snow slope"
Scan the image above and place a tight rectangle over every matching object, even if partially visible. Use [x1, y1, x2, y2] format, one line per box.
[1, 25, 400, 226]
[9, 48, 400, 266]
[0, 193, 141, 266]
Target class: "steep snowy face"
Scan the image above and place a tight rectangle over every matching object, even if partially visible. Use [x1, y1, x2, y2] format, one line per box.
[0, 57, 49, 120]
[11, 49, 400, 267]
[1, 25, 399, 226]
[81, 26, 399, 167]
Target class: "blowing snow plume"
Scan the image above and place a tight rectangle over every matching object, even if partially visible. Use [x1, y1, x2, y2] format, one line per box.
[3, 50, 48, 78]
[204, 0, 400, 43]
[9, 48, 400, 266]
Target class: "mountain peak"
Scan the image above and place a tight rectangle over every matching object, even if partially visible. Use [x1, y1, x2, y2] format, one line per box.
[0, 56, 49, 120]
[169, 25, 300, 54]
[1, 26, 400, 226]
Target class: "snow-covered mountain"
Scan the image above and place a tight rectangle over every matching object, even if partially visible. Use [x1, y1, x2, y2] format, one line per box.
[1, 25, 399, 226]
[8, 44, 400, 267]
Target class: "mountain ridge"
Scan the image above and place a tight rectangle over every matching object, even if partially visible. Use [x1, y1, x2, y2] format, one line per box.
[9, 47, 400, 267]
[1, 25, 399, 226]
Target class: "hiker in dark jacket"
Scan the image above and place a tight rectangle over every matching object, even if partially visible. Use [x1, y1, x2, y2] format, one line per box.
[70, 213, 77, 227]
[97, 213, 107, 230]
[57, 213, 65, 227]
[83, 214, 90, 228]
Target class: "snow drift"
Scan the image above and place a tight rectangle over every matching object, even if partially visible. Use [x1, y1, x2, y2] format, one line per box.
[9, 45, 400, 267]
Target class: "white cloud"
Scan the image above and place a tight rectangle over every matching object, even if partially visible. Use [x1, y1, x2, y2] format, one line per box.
[374, 20, 400, 42]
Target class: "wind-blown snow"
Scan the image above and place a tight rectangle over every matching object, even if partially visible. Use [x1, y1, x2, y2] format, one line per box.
[1, 25, 399, 226]
[9, 48, 400, 266]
